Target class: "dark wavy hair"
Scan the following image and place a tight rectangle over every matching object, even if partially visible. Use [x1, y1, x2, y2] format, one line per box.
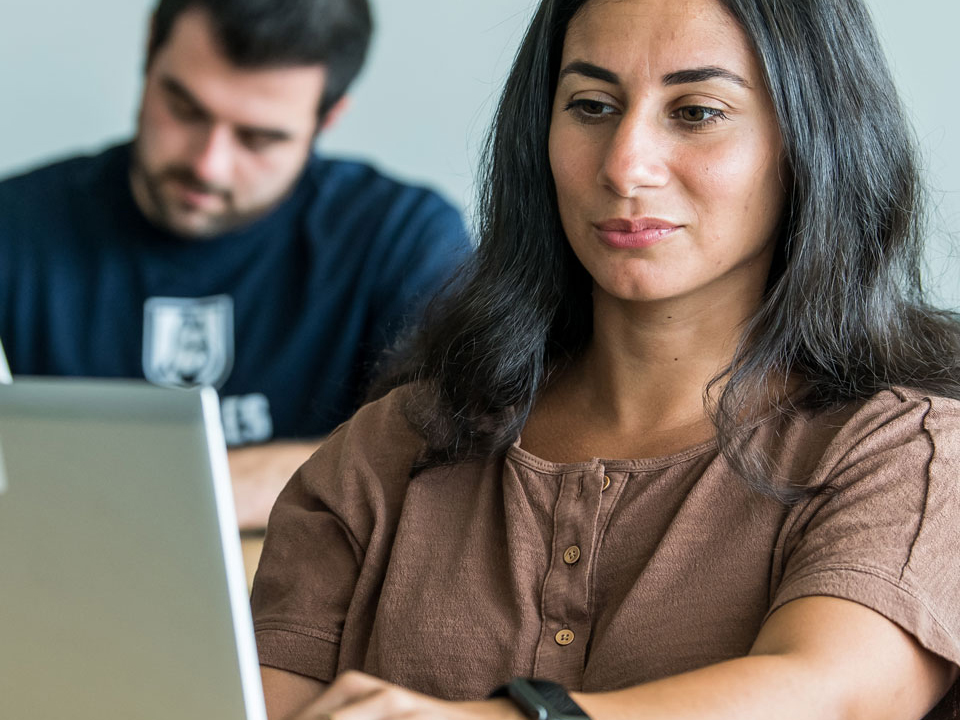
[376, 0, 960, 498]
[148, 0, 372, 116]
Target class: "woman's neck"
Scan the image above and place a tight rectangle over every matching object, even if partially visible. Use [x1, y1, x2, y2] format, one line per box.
[585, 288, 752, 420]
[521, 282, 764, 462]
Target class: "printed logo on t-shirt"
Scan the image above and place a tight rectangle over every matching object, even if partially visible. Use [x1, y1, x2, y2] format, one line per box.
[142, 295, 235, 389]
[221, 393, 273, 446]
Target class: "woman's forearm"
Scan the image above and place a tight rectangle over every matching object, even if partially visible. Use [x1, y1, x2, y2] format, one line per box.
[572, 654, 839, 720]
[571, 597, 955, 720]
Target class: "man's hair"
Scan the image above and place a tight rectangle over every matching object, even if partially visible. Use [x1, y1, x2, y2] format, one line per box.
[148, 0, 372, 116]
[375, 0, 960, 499]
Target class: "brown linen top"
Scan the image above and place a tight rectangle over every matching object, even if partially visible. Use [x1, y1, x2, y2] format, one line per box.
[251, 385, 960, 715]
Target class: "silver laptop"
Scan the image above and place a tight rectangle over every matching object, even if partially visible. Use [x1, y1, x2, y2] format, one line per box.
[0, 338, 10, 384]
[0, 378, 266, 720]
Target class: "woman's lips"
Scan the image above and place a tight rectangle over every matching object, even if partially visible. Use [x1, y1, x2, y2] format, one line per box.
[593, 218, 681, 249]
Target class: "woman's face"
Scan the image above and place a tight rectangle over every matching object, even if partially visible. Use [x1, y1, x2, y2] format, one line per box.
[549, 0, 786, 310]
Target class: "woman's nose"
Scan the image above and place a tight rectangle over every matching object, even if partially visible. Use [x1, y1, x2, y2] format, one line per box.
[597, 112, 670, 197]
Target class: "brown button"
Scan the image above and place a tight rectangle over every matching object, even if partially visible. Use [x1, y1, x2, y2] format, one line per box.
[563, 545, 581, 565]
[555, 629, 575, 646]
[602, 475, 612, 492]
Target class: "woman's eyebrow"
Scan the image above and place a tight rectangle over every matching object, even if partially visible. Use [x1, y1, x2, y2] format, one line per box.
[662, 66, 751, 88]
[559, 61, 750, 89]
[558, 60, 621, 85]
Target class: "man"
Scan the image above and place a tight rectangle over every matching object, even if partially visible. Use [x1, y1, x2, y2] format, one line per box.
[0, 0, 470, 528]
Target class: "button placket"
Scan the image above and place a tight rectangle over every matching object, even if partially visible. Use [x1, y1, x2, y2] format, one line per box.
[533, 466, 605, 685]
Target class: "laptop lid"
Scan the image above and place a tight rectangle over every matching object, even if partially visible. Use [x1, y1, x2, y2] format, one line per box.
[0, 338, 10, 384]
[0, 378, 266, 720]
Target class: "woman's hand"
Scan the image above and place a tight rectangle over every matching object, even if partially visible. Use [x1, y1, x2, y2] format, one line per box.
[291, 671, 525, 720]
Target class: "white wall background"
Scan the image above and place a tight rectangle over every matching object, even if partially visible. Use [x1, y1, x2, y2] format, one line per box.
[1, 0, 957, 308]
[868, 1, 960, 309]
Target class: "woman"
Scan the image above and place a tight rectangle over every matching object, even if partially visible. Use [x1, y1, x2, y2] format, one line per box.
[252, 0, 960, 718]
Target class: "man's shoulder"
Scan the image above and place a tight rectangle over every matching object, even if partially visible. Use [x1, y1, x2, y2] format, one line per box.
[0, 144, 126, 192]
[0, 144, 127, 213]
[303, 154, 459, 218]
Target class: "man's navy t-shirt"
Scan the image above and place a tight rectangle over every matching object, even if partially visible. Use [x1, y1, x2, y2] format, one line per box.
[0, 144, 470, 444]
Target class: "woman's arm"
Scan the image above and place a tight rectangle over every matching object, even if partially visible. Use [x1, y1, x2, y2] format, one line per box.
[282, 596, 957, 720]
[262, 667, 329, 720]
[574, 596, 956, 720]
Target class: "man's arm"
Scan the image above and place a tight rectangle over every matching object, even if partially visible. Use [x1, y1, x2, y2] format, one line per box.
[228, 440, 320, 530]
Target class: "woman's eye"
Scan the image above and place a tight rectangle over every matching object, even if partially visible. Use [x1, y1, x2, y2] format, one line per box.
[578, 100, 608, 115]
[564, 98, 617, 123]
[675, 106, 727, 126]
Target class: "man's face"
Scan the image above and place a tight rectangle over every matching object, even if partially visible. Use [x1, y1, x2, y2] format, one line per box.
[131, 8, 327, 238]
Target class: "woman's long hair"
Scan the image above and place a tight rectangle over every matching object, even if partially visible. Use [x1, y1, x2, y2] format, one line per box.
[374, 0, 960, 496]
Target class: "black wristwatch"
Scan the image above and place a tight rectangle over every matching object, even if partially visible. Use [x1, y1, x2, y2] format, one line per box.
[489, 678, 591, 720]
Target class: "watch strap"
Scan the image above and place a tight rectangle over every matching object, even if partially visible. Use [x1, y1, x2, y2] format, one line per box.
[490, 678, 590, 720]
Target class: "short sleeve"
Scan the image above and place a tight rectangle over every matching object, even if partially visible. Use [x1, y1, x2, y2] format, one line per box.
[770, 391, 960, 666]
[250, 388, 423, 682]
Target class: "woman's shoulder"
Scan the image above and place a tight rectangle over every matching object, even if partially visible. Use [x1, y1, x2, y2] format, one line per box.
[261, 384, 433, 551]
[754, 387, 960, 493]
[328, 384, 425, 444]
[296, 384, 428, 494]
[311, 384, 424, 464]
[776, 387, 960, 488]
[858, 386, 960, 413]
[845, 386, 960, 462]
[817, 386, 960, 443]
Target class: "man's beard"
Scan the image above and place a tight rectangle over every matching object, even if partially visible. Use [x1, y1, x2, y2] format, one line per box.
[130, 141, 267, 238]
